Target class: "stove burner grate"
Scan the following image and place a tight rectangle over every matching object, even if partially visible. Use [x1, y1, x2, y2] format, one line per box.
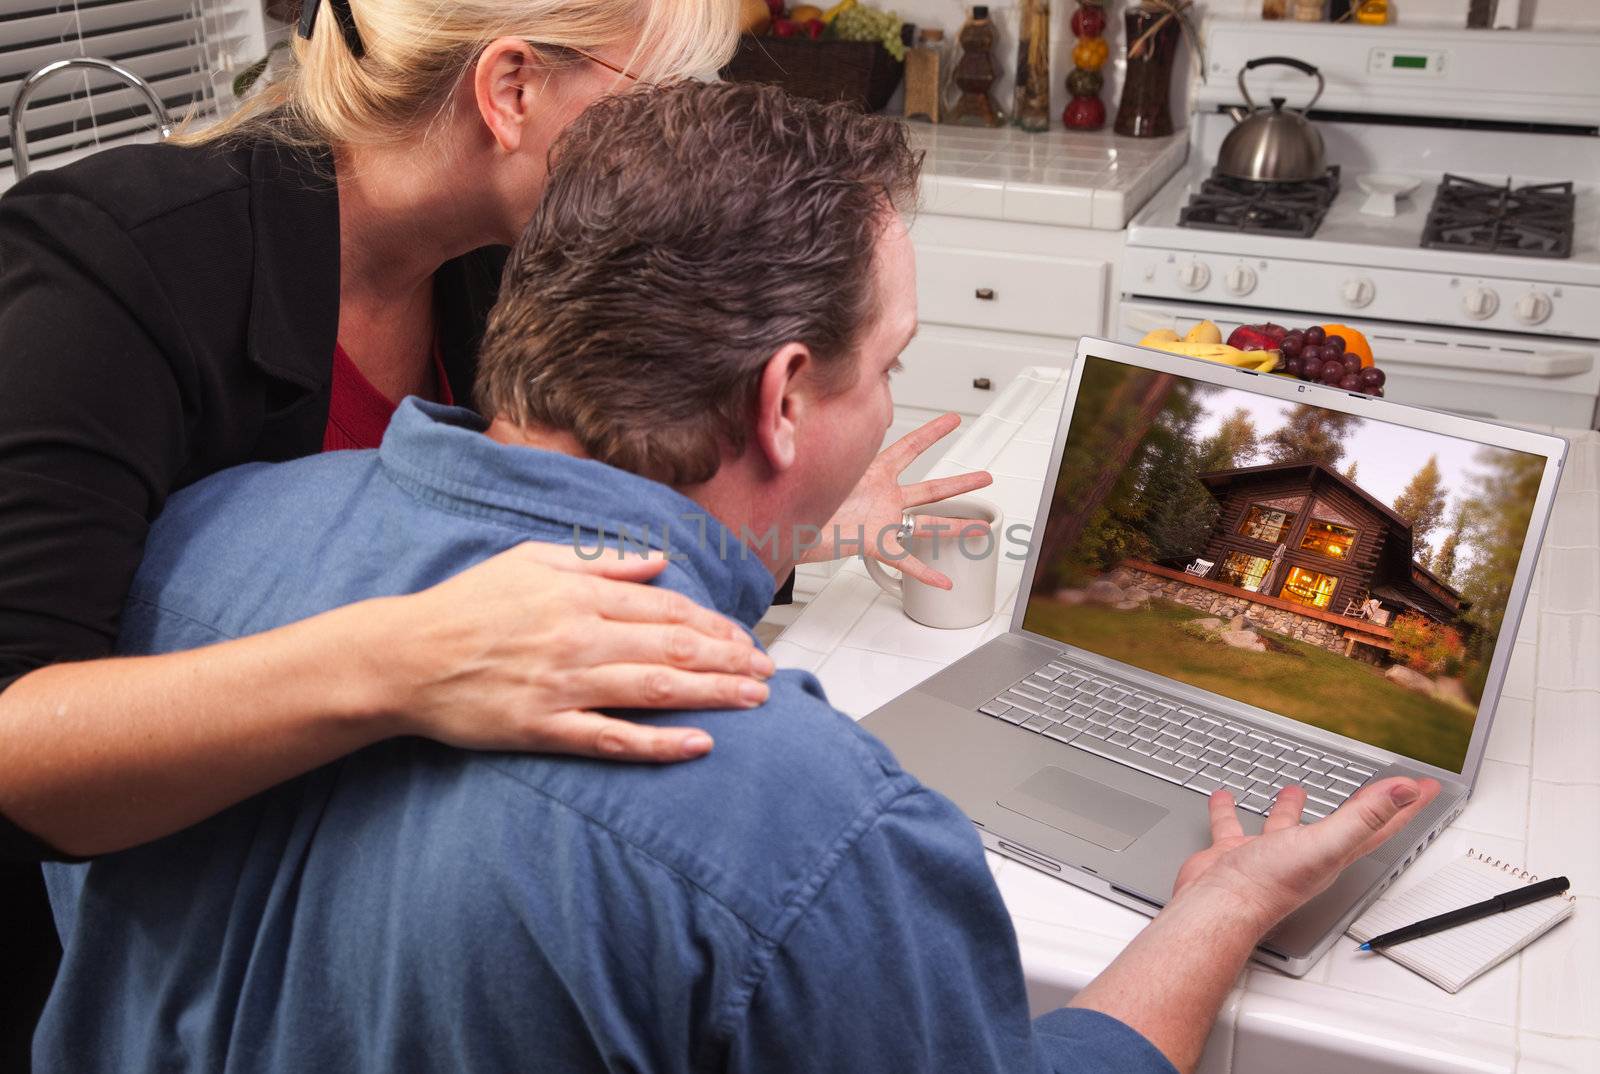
[1421, 174, 1574, 259]
[1178, 167, 1340, 238]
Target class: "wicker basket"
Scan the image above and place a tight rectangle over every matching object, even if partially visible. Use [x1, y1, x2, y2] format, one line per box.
[720, 35, 904, 112]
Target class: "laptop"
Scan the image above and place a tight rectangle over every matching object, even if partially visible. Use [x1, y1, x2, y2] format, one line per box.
[862, 337, 1567, 976]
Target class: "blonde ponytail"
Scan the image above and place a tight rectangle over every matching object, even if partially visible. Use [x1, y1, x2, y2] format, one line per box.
[176, 0, 739, 150]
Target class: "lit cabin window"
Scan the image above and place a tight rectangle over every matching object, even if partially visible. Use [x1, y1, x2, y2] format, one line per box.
[1300, 519, 1358, 559]
[1217, 551, 1271, 592]
[1281, 566, 1338, 609]
[1238, 505, 1297, 544]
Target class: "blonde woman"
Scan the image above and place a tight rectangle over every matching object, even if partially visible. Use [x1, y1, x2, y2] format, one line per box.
[0, 0, 988, 1055]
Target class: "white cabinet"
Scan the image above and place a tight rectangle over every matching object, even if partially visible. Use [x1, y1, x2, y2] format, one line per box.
[901, 213, 1123, 417]
[895, 324, 1075, 416]
[915, 246, 1107, 339]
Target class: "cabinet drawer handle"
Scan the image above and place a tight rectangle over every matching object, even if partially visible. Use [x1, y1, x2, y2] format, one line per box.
[972, 377, 993, 391]
[974, 287, 996, 301]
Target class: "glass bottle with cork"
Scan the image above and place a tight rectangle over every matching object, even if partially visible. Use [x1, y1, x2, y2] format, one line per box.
[949, 5, 1001, 127]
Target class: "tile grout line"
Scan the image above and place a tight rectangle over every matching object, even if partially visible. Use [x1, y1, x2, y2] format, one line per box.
[1511, 596, 1546, 1063]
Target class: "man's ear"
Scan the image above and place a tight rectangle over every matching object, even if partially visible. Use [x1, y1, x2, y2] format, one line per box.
[752, 343, 813, 474]
[473, 38, 541, 154]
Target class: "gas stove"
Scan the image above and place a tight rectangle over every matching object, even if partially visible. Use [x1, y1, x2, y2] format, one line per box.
[1121, 20, 1600, 428]
[1421, 175, 1576, 259]
[1178, 168, 1340, 239]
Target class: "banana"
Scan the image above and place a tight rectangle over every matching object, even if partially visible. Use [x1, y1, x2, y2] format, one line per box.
[1140, 338, 1281, 371]
[821, 0, 856, 23]
[1184, 320, 1222, 345]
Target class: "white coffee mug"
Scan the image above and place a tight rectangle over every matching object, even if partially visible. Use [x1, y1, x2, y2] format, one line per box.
[864, 496, 1001, 630]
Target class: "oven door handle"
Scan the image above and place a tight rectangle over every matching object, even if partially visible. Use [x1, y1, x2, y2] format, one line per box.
[1121, 307, 1182, 334]
[1372, 342, 1593, 378]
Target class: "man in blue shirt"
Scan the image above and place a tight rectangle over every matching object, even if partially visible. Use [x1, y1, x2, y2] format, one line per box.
[39, 82, 1435, 1073]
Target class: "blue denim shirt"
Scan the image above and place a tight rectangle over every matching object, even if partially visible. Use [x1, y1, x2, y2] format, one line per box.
[39, 400, 1175, 1074]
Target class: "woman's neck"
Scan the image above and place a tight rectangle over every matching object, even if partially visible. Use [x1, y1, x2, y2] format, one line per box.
[332, 136, 502, 401]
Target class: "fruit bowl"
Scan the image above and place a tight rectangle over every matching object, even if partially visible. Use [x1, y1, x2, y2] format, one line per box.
[1138, 321, 1390, 397]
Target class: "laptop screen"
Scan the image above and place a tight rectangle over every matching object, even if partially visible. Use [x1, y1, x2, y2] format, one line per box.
[1020, 353, 1547, 774]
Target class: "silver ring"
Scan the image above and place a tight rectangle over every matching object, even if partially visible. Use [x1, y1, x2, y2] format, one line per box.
[896, 511, 915, 543]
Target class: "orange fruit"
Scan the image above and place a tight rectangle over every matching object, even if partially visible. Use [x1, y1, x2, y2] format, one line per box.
[1072, 38, 1109, 70]
[1322, 323, 1373, 368]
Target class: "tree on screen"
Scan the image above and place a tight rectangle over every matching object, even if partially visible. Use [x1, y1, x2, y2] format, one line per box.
[1262, 405, 1357, 468]
[1135, 390, 1220, 568]
[1196, 408, 1259, 473]
[1037, 362, 1175, 587]
[1393, 455, 1449, 558]
[1430, 515, 1466, 584]
[1456, 449, 1545, 701]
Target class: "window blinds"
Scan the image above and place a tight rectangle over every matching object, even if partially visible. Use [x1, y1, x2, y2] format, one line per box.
[2, 0, 256, 172]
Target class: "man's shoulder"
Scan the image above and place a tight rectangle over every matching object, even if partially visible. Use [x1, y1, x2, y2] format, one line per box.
[126, 448, 400, 644]
[478, 667, 935, 937]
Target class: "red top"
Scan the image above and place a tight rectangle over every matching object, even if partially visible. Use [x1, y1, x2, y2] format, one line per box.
[322, 341, 454, 452]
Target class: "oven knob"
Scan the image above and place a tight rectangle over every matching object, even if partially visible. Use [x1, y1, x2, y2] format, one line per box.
[1225, 265, 1258, 296]
[1514, 291, 1553, 326]
[1340, 276, 1376, 308]
[1175, 261, 1211, 292]
[1462, 286, 1500, 320]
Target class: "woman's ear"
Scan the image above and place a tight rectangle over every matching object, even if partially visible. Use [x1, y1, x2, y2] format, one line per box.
[752, 343, 813, 474]
[473, 37, 541, 154]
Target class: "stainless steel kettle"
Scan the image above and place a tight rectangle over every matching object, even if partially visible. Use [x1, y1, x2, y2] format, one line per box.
[1217, 56, 1326, 183]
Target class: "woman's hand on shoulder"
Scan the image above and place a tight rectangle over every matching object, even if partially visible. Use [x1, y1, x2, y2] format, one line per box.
[361, 543, 774, 763]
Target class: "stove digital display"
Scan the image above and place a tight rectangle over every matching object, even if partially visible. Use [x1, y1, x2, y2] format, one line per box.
[1391, 55, 1428, 70]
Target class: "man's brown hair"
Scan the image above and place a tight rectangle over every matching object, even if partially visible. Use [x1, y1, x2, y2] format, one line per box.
[474, 80, 921, 486]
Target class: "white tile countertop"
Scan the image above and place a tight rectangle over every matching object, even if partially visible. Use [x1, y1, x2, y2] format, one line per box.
[909, 124, 1188, 230]
[767, 367, 1600, 1074]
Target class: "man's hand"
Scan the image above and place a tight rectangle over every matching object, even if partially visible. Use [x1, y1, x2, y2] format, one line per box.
[1174, 778, 1442, 933]
[800, 413, 992, 588]
[1069, 776, 1442, 1072]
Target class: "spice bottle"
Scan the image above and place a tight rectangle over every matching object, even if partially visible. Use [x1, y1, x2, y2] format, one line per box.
[904, 29, 946, 122]
[1013, 0, 1051, 132]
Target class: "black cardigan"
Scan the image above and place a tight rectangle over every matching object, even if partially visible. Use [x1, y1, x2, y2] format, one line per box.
[0, 138, 508, 859]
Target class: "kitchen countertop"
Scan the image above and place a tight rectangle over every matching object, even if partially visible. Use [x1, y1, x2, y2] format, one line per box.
[767, 367, 1600, 1074]
[909, 124, 1188, 230]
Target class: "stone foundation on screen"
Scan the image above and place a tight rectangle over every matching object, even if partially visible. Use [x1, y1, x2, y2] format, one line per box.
[1112, 566, 1352, 655]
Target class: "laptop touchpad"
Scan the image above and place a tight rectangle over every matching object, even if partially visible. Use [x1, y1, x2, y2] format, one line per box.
[997, 767, 1167, 852]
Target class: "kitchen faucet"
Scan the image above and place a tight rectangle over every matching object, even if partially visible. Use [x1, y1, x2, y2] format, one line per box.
[9, 57, 172, 181]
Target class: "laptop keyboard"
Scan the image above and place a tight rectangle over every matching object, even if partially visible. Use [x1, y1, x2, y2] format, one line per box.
[979, 658, 1375, 820]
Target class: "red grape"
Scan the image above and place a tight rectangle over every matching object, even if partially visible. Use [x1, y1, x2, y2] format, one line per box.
[1301, 359, 1323, 382]
[1280, 337, 1303, 360]
[1305, 326, 1327, 345]
[1340, 374, 1362, 391]
[1360, 367, 1386, 388]
[1285, 357, 1304, 378]
[1320, 362, 1345, 384]
[1371, 386, 1385, 397]
[1342, 355, 1363, 374]
[1324, 335, 1346, 356]
[1300, 344, 1325, 366]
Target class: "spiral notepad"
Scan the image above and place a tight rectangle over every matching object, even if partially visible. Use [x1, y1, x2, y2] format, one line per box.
[1347, 849, 1576, 993]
